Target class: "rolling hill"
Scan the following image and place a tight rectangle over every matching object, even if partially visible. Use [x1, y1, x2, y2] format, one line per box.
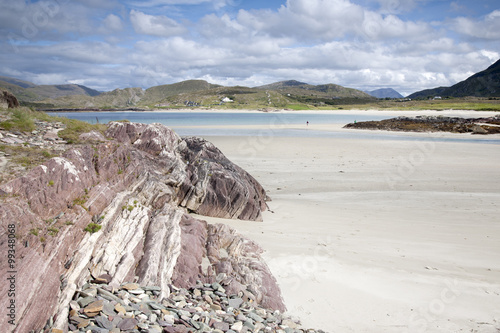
[256, 80, 374, 99]
[408, 59, 500, 99]
[0, 76, 101, 102]
[1, 74, 378, 109]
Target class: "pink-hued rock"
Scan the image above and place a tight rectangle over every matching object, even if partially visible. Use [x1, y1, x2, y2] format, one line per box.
[0, 122, 281, 332]
[171, 218, 286, 313]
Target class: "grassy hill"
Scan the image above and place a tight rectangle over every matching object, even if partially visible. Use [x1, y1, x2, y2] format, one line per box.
[159, 85, 292, 109]
[257, 80, 374, 99]
[409, 59, 500, 99]
[38, 87, 145, 109]
[141, 80, 221, 105]
[0, 76, 101, 103]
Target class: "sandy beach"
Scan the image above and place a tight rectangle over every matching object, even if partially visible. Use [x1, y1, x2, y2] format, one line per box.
[192, 111, 500, 332]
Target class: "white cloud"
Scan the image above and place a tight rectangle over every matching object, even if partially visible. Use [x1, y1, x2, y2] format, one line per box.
[452, 10, 500, 39]
[101, 14, 123, 32]
[0, 0, 499, 97]
[130, 9, 187, 37]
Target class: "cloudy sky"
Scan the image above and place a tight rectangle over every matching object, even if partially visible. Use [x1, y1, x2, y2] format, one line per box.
[1, 0, 499, 96]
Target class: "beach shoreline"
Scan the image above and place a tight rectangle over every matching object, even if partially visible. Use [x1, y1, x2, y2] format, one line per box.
[193, 132, 500, 332]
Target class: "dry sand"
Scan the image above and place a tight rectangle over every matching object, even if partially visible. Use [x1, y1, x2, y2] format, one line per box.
[191, 111, 500, 333]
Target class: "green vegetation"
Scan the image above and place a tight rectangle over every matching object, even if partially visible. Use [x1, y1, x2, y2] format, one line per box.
[0, 144, 56, 169]
[65, 221, 74, 226]
[0, 107, 36, 132]
[285, 104, 312, 110]
[48, 227, 59, 236]
[57, 118, 107, 144]
[0, 107, 107, 144]
[29, 228, 39, 236]
[48, 180, 54, 187]
[72, 194, 89, 210]
[84, 223, 102, 234]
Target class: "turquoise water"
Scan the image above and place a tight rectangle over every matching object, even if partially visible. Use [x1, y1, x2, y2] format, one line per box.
[48, 111, 375, 126]
[49, 111, 500, 144]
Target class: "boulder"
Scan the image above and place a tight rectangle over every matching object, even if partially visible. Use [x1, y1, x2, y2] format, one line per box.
[0, 90, 19, 109]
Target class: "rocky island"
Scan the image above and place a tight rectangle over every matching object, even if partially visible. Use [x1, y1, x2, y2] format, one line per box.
[344, 115, 500, 134]
[0, 95, 322, 332]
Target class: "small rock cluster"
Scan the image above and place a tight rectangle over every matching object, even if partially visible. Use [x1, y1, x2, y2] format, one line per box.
[62, 274, 324, 333]
[0, 120, 67, 149]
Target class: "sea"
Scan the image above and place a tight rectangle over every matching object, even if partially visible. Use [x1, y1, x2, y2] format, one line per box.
[48, 111, 500, 144]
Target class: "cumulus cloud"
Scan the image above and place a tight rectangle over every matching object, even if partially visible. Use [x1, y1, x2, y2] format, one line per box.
[452, 10, 500, 39]
[101, 14, 124, 32]
[130, 10, 187, 37]
[0, 0, 499, 96]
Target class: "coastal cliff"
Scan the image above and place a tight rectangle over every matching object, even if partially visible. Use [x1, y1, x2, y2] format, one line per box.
[0, 120, 285, 332]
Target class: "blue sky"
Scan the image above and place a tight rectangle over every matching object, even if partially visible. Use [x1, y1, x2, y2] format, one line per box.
[0, 0, 499, 96]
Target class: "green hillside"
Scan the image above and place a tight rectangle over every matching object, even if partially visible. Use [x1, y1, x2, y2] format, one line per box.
[409, 59, 500, 99]
[0, 76, 101, 103]
[256, 80, 375, 99]
[39, 87, 145, 109]
[141, 80, 221, 105]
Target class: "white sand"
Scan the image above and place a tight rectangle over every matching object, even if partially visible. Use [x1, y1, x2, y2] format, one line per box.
[191, 111, 500, 332]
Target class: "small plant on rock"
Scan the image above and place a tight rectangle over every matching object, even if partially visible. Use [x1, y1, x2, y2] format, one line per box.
[84, 223, 101, 234]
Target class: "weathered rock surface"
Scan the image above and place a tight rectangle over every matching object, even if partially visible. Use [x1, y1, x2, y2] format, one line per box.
[0, 90, 20, 109]
[0, 122, 281, 332]
[344, 115, 500, 134]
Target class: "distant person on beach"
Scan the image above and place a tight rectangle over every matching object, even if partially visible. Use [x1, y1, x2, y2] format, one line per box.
[306, 121, 309, 126]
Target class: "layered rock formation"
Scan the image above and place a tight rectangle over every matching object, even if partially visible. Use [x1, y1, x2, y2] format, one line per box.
[0, 122, 283, 332]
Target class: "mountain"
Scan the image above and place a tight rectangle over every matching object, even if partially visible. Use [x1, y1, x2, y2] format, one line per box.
[29, 84, 101, 100]
[1, 75, 376, 109]
[0, 76, 101, 102]
[256, 80, 374, 99]
[408, 59, 500, 99]
[257, 80, 309, 90]
[141, 80, 221, 105]
[38, 80, 223, 108]
[0, 75, 36, 88]
[366, 88, 403, 99]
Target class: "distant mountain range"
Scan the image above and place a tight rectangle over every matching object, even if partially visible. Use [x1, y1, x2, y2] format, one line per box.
[0, 77, 375, 109]
[3, 59, 498, 109]
[408, 59, 500, 99]
[365, 88, 403, 99]
[0, 76, 101, 102]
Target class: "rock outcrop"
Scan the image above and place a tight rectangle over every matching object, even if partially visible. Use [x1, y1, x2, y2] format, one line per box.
[344, 115, 500, 134]
[0, 90, 20, 109]
[0, 122, 282, 332]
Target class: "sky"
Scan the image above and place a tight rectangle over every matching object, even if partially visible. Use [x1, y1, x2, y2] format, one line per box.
[0, 0, 499, 96]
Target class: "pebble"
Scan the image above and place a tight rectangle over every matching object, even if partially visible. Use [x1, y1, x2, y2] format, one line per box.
[57, 278, 325, 333]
